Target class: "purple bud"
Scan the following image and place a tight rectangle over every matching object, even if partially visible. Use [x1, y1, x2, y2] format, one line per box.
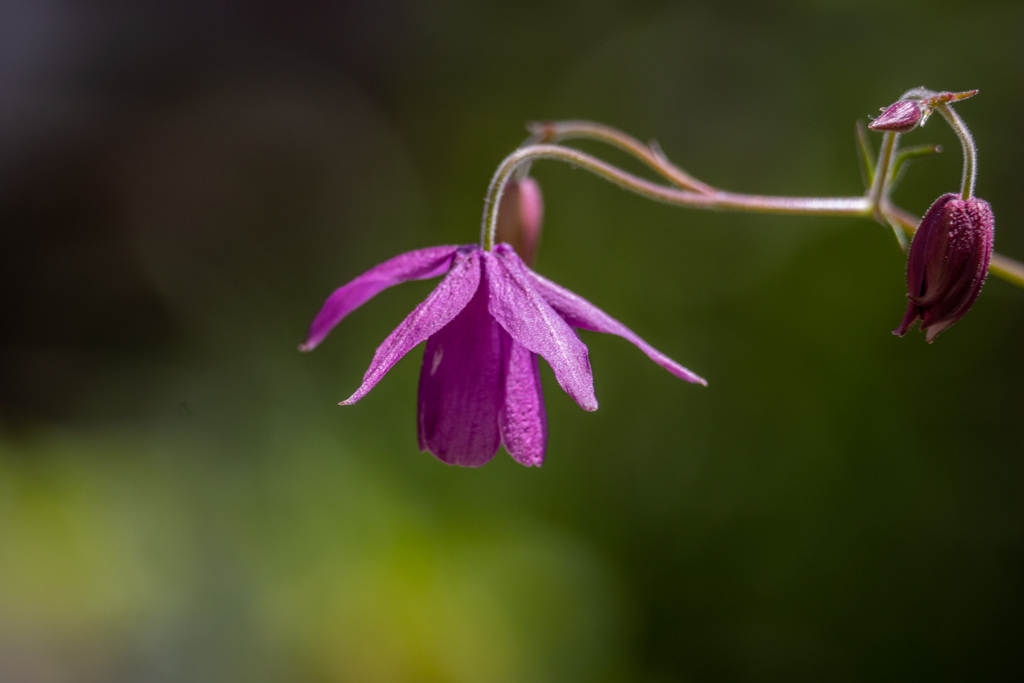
[869, 100, 924, 133]
[495, 177, 544, 266]
[894, 193, 995, 342]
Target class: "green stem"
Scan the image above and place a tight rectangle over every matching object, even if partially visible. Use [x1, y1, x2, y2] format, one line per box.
[868, 131, 898, 221]
[889, 144, 942, 184]
[481, 144, 870, 250]
[855, 120, 875, 187]
[478, 127, 1024, 293]
[527, 120, 716, 193]
[935, 103, 977, 199]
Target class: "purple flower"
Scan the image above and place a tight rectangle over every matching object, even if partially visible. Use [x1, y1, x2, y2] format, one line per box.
[302, 243, 706, 467]
[894, 193, 995, 342]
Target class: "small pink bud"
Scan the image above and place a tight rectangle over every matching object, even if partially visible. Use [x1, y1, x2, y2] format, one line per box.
[869, 100, 924, 133]
[495, 177, 544, 266]
[894, 193, 995, 342]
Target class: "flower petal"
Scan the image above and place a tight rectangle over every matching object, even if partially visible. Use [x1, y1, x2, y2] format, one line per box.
[341, 248, 481, 405]
[893, 301, 921, 337]
[485, 246, 597, 412]
[417, 274, 503, 466]
[499, 338, 547, 467]
[302, 245, 463, 351]
[519, 253, 707, 386]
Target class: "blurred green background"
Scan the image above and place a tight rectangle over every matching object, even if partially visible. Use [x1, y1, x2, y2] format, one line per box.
[2, 0, 1023, 681]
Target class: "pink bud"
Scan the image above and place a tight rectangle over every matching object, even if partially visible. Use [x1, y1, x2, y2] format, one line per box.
[894, 193, 995, 342]
[869, 100, 924, 133]
[495, 177, 544, 266]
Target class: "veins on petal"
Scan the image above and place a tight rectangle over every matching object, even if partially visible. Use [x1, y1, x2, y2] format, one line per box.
[484, 248, 598, 412]
[340, 249, 481, 405]
[302, 245, 462, 351]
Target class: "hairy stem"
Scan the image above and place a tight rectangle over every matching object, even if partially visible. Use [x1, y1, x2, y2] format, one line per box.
[868, 131, 898, 221]
[483, 110, 1023, 293]
[481, 144, 870, 250]
[935, 103, 977, 200]
[527, 120, 716, 193]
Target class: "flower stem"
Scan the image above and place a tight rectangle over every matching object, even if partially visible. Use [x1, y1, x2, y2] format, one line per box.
[934, 103, 977, 199]
[479, 122, 1024, 293]
[855, 120, 875, 187]
[526, 120, 715, 193]
[481, 143, 870, 250]
[868, 131, 898, 221]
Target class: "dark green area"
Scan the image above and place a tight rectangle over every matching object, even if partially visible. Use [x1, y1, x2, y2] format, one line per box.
[2, 1, 1023, 681]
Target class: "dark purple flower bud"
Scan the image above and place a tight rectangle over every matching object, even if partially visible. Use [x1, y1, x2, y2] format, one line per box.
[869, 100, 924, 133]
[894, 193, 995, 342]
[494, 177, 544, 266]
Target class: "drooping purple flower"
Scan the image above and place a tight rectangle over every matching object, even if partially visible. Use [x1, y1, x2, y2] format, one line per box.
[302, 243, 706, 467]
[894, 193, 995, 342]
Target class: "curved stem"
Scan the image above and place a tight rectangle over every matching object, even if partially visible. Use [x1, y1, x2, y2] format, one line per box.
[527, 120, 716, 193]
[899, 86, 935, 101]
[481, 144, 871, 250]
[478, 133, 1024, 291]
[889, 143, 942, 184]
[935, 103, 977, 199]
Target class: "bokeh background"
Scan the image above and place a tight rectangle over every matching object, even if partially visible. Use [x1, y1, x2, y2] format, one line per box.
[2, 0, 1023, 681]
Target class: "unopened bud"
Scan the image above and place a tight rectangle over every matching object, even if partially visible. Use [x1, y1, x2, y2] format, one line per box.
[495, 177, 544, 266]
[894, 193, 995, 342]
[869, 100, 924, 134]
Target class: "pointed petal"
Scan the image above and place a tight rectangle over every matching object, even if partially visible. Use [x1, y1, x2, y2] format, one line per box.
[904, 195, 956, 301]
[923, 318, 956, 344]
[484, 247, 597, 412]
[893, 302, 921, 337]
[499, 339, 547, 467]
[515, 251, 706, 386]
[341, 249, 480, 405]
[302, 245, 463, 351]
[417, 276, 503, 466]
